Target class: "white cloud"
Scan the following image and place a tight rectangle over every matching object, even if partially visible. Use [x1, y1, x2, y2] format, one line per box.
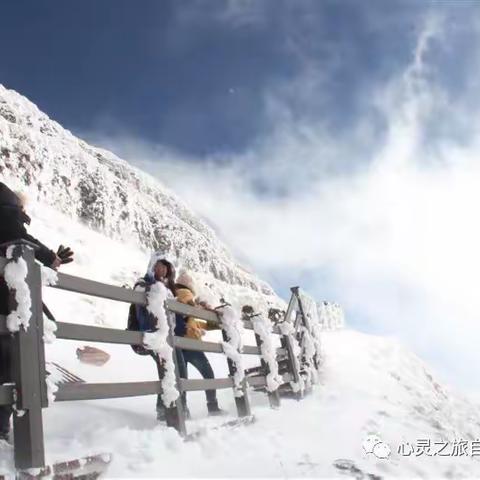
[89, 13, 480, 393]
[174, 0, 268, 29]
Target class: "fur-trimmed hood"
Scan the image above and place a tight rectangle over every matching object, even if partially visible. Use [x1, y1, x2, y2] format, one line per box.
[0, 182, 31, 225]
[176, 270, 196, 295]
[0, 183, 21, 207]
[146, 250, 176, 277]
[145, 250, 177, 293]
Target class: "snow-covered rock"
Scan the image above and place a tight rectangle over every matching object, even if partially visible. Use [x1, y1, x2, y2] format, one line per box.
[317, 300, 345, 330]
[0, 84, 275, 300]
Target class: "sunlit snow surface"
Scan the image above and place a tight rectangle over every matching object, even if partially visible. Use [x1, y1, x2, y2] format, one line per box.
[0, 204, 479, 478]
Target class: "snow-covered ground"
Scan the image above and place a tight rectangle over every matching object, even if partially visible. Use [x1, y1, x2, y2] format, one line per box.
[1, 202, 480, 478]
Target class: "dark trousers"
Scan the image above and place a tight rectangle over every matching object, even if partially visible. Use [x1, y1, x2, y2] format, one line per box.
[183, 350, 217, 405]
[152, 348, 218, 411]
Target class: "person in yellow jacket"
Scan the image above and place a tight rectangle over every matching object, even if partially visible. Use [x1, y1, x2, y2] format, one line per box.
[175, 285, 218, 340]
[175, 270, 224, 416]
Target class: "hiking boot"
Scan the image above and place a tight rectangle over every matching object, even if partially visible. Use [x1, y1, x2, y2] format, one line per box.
[207, 401, 225, 416]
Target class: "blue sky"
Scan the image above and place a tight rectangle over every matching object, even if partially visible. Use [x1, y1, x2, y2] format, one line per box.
[1, 0, 463, 156]
[2, 1, 480, 392]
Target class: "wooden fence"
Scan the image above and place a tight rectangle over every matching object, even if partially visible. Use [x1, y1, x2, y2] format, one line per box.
[0, 241, 316, 473]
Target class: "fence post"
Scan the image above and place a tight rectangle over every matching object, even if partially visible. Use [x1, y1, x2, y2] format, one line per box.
[254, 332, 280, 409]
[163, 310, 186, 436]
[7, 243, 46, 470]
[291, 287, 306, 331]
[221, 329, 251, 417]
[292, 288, 319, 390]
[280, 290, 303, 400]
[280, 334, 303, 400]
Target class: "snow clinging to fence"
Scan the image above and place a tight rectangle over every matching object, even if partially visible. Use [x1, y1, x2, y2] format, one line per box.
[4, 246, 31, 332]
[220, 306, 246, 397]
[144, 282, 179, 406]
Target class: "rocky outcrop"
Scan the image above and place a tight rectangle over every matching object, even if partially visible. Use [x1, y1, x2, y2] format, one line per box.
[0, 84, 273, 297]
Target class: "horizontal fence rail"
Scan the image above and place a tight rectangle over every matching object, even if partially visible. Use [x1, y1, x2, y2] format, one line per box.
[55, 321, 290, 358]
[166, 299, 220, 323]
[174, 336, 224, 353]
[243, 319, 281, 335]
[56, 322, 143, 345]
[55, 372, 294, 402]
[55, 322, 264, 356]
[4, 315, 289, 357]
[180, 374, 293, 392]
[53, 273, 145, 305]
[0, 316, 287, 350]
[181, 378, 234, 392]
[56, 380, 163, 402]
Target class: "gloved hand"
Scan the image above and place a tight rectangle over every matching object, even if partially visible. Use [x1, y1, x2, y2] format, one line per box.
[56, 245, 74, 264]
[198, 300, 214, 311]
[50, 255, 62, 270]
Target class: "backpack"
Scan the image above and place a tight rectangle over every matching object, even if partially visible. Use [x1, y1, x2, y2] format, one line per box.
[127, 304, 151, 356]
[126, 279, 152, 356]
[126, 278, 188, 354]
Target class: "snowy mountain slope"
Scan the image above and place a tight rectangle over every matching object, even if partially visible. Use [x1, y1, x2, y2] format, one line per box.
[0, 84, 346, 324]
[0, 202, 478, 478]
[0, 84, 274, 297]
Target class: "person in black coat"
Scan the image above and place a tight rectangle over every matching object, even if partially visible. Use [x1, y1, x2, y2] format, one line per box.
[0, 182, 73, 440]
[0, 183, 61, 267]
